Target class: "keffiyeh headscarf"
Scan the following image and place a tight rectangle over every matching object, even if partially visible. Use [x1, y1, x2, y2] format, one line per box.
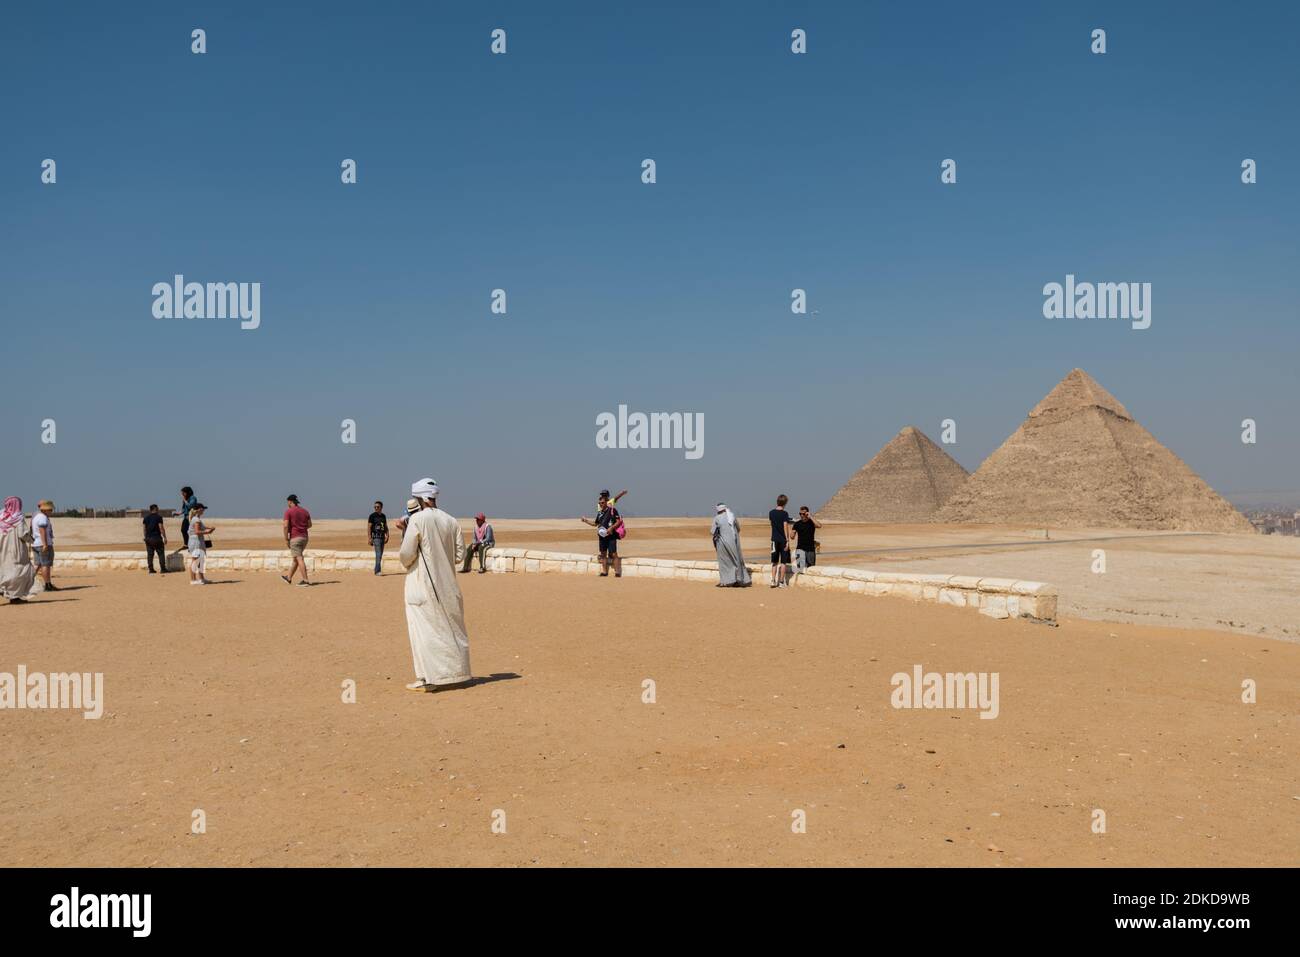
[0, 497, 22, 536]
[715, 503, 735, 526]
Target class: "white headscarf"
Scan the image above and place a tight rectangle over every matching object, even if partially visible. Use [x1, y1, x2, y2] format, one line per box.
[411, 477, 439, 501]
[715, 503, 734, 526]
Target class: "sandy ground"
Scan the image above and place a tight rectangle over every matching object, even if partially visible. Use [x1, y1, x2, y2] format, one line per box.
[60, 517, 1299, 640]
[844, 533, 1300, 642]
[1, 568, 1297, 867]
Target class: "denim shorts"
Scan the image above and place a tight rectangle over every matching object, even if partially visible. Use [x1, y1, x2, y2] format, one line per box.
[33, 546, 54, 568]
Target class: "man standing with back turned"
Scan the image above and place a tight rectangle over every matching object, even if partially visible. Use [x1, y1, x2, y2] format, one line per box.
[142, 504, 169, 574]
[768, 494, 794, 588]
[399, 477, 472, 693]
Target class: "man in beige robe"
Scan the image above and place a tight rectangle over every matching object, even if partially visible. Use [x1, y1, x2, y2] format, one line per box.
[398, 478, 472, 692]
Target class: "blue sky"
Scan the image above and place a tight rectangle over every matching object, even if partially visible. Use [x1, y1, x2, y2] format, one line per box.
[4, 1, 1297, 518]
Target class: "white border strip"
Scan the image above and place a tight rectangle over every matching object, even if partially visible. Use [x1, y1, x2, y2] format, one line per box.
[52, 548, 1058, 622]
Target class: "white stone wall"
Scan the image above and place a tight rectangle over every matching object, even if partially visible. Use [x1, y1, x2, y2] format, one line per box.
[52, 547, 1058, 622]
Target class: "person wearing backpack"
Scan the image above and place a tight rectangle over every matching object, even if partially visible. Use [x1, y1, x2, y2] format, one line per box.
[580, 489, 623, 578]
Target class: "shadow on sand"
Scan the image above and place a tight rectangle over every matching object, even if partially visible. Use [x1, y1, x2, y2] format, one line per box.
[419, 672, 522, 694]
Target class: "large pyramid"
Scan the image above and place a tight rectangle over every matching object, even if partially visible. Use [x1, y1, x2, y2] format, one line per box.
[937, 369, 1254, 532]
[820, 426, 970, 522]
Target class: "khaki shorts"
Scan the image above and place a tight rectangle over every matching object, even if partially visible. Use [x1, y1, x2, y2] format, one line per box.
[288, 537, 308, 558]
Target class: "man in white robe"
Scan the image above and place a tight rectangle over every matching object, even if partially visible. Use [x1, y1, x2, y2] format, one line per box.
[398, 478, 472, 692]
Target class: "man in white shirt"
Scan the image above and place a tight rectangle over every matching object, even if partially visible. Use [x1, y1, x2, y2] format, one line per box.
[32, 500, 57, 591]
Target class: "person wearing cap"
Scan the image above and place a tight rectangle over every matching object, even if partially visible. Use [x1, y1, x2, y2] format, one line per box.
[31, 500, 57, 591]
[367, 500, 389, 575]
[281, 494, 312, 586]
[399, 478, 472, 693]
[579, 489, 623, 578]
[397, 498, 419, 539]
[461, 512, 495, 574]
[187, 503, 215, 585]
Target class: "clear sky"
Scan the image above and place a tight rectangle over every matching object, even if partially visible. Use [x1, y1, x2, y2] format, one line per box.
[4, 1, 1297, 519]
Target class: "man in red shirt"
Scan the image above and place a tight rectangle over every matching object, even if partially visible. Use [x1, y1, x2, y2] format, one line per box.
[281, 493, 313, 586]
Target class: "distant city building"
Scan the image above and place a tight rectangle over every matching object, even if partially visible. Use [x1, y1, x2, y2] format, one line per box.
[53, 506, 176, 519]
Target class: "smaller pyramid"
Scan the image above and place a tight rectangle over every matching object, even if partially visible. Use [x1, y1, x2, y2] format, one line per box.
[820, 426, 970, 522]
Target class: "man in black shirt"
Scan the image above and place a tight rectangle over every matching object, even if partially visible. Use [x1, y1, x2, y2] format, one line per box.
[768, 494, 794, 588]
[368, 501, 390, 575]
[580, 489, 622, 578]
[791, 505, 822, 576]
[142, 504, 168, 574]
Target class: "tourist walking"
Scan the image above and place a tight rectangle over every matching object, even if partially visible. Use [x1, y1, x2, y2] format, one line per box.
[281, 494, 312, 586]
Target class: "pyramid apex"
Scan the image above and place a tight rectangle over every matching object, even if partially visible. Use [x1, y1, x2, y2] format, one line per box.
[1031, 368, 1130, 419]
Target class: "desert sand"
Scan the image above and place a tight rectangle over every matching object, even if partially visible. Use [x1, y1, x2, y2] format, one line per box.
[59, 516, 1300, 639]
[2, 564, 1297, 867]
